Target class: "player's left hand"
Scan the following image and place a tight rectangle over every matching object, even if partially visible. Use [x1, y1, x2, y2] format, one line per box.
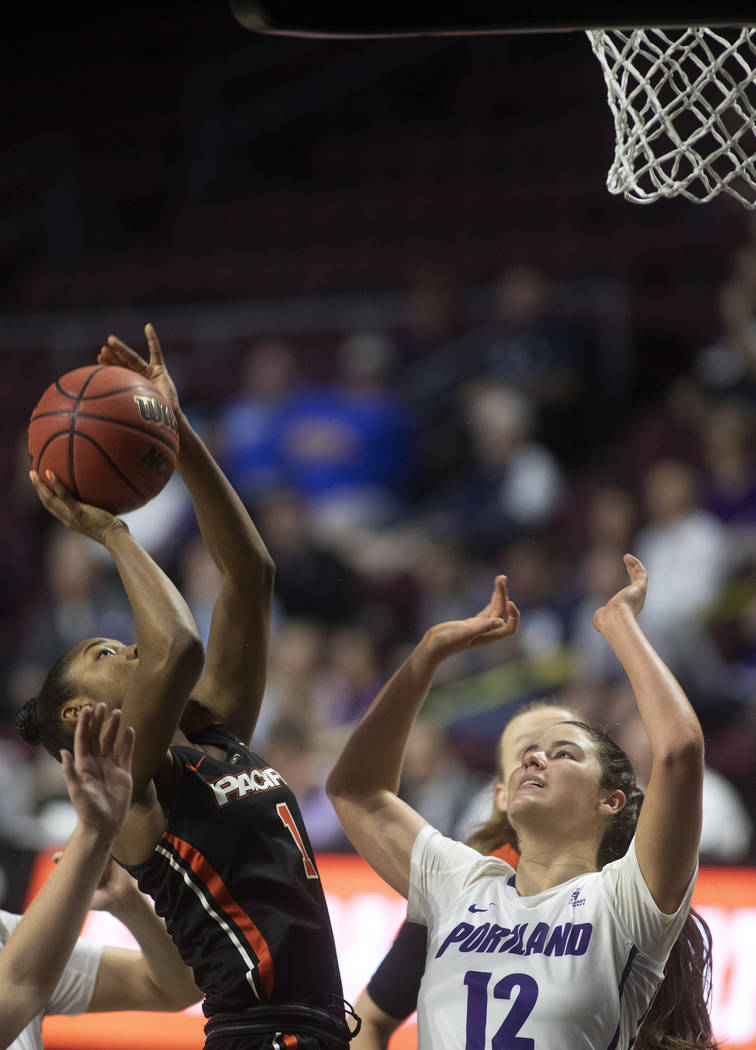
[592, 553, 648, 630]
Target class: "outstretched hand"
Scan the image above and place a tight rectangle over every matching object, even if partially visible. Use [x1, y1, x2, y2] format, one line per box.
[60, 704, 135, 844]
[592, 553, 648, 632]
[422, 575, 520, 663]
[29, 470, 126, 545]
[98, 323, 180, 416]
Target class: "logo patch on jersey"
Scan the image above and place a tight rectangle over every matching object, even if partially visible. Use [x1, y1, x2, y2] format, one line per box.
[468, 903, 494, 913]
[569, 889, 587, 907]
[209, 767, 288, 806]
[435, 919, 593, 959]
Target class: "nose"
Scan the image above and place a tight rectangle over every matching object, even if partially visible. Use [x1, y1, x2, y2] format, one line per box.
[524, 750, 547, 770]
[129, 644, 139, 659]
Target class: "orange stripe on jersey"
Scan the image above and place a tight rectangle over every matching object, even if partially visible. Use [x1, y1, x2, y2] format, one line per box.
[163, 832, 275, 996]
[282, 1035, 298, 1048]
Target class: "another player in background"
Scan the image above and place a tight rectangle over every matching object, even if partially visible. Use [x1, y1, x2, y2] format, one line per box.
[353, 700, 571, 1050]
[353, 697, 715, 1050]
[2, 846, 201, 1050]
[18, 325, 355, 1050]
[328, 558, 715, 1050]
[0, 705, 134, 1045]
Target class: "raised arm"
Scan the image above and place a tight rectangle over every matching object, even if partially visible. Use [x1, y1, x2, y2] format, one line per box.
[326, 576, 519, 897]
[0, 706, 133, 1047]
[592, 554, 704, 914]
[82, 860, 200, 1012]
[30, 471, 205, 802]
[99, 325, 275, 743]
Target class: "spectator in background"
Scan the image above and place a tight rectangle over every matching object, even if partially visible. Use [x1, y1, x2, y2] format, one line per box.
[262, 716, 351, 852]
[275, 330, 416, 542]
[10, 530, 132, 707]
[398, 718, 489, 840]
[395, 262, 471, 368]
[694, 241, 756, 402]
[471, 263, 593, 462]
[634, 457, 738, 729]
[254, 487, 363, 627]
[699, 399, 756, 541]
[216, 338, 299, 503]
[432, 381, 566, 558]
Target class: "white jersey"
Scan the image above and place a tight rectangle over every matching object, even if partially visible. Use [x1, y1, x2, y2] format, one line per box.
[0, 910, 102, 1050]
[408, 826, 696, 1050]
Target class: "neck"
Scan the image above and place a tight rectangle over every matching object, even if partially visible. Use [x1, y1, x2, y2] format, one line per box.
[513, 833, 599, 896]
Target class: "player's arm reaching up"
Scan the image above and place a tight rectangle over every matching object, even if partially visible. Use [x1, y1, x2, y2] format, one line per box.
[0, 705, 134, 1047]
[99, 324, 275, 746]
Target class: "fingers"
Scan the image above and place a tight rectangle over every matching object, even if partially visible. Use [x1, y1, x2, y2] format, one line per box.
[100, 334, 148, 372]
[99, 706, 122, 756]
[116, 724, 136, 773]
[144, 322, 165, 367]
[623, 553, 647, 580]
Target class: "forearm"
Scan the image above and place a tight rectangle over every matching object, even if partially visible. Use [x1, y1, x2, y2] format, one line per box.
[175, 410, 273, 581]
[595, 605, 704, 758]
[104, 525, 200, 654]
[109, 891, 199, 1007]
[0, 824, 110, 1003]
[328, 640, 440, 802]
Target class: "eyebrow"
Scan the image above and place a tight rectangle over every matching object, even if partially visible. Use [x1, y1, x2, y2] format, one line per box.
[82, 639, 108, 655]
[522, 739, 584, 755]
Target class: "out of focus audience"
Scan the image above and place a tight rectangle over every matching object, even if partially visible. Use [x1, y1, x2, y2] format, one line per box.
[2, 256, 756, 872]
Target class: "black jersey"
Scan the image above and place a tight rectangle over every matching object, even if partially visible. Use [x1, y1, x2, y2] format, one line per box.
[123, 721, 345, 1027]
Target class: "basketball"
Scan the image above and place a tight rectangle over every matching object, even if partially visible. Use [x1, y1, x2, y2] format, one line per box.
[27, 365, 179, 515]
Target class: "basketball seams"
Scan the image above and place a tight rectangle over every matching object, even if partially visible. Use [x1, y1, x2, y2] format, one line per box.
[28, 365, 177, 514]
[71, 431, 147, 503]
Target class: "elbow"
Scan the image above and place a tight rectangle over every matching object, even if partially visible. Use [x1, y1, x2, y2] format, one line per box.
[656, 730, 705, 779]
[229, 550, 275, 600]
[166, 628, 206, 683]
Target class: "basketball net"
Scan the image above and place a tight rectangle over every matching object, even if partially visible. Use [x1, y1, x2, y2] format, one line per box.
[587, 26, 756, 208]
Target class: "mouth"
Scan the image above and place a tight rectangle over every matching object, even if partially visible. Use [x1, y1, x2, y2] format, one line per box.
[520, 777, 545, 789]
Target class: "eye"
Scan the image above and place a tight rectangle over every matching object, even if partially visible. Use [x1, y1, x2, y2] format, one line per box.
[555, 749, 574, 759]
[97, 647, 116, 659]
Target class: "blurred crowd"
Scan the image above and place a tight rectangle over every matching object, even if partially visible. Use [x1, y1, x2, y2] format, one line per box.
[2, 233, 756, 867]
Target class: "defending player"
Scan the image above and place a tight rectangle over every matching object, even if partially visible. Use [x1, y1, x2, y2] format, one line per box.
[327, 557, 710, 1049]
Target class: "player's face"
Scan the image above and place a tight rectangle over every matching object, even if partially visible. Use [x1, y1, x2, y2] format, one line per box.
[68, 637, 139, 712]
[505, 722, 612, 833]
[494, 707, 575, 813]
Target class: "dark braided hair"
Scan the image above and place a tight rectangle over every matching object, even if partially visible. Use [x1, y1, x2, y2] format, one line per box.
[15, 647, 78, 762]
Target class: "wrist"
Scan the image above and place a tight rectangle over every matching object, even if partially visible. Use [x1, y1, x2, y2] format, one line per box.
[102, 519, 130, 551]
[106, 886, 149, 922]
[70, 820, 115, 858]
[593, 600, 637, 635]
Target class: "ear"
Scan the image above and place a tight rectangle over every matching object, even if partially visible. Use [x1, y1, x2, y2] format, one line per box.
[60, 701, 86, 724]
[598, 789, 626, 817]
[493, 780, 508, 815]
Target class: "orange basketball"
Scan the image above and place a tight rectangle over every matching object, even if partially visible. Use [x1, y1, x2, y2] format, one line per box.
[28, 365, 179, 514]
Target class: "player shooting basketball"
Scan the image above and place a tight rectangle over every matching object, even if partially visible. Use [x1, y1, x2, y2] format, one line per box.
[18, 324, 356, 1050]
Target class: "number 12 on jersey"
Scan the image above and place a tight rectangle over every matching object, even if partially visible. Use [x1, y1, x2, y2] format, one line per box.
[465, 970, 537, 1049]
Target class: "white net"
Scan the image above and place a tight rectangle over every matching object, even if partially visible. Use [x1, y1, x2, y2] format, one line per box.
[587, 26, 756, 208]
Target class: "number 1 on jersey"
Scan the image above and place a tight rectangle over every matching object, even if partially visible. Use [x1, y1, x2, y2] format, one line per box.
[277, 802, 319, 879]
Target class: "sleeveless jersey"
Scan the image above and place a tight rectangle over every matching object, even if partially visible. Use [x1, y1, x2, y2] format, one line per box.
[408, 825, 696, 1050]
[123, 722, 344, 1023]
